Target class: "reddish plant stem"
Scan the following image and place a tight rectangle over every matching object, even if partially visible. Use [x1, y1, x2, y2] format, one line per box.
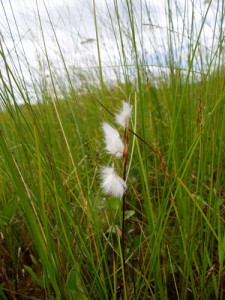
[122, 126, 129, 300]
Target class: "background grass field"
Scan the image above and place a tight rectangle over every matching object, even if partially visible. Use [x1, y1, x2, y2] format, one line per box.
[0, 0, 225, 299]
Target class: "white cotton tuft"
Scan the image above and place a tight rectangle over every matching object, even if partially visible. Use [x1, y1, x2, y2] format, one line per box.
[100, 166, 127, 197]
[102, 122, 124, 157]
[115, 101, 132, 128]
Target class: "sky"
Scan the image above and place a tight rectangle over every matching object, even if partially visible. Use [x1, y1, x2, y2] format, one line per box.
[0, 0, 224, 101]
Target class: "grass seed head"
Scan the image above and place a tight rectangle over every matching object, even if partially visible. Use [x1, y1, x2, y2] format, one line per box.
[102, 122, 124, 157]
[100, 166, 127, 197]
[115, 101, 132, 128]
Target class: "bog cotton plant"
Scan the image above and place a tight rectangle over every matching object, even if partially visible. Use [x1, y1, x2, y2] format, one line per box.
[100, 101, 132, 197]
[102, 122, 124, 158]
[115, 100, 133, 128]
[101, 166, 127, 197]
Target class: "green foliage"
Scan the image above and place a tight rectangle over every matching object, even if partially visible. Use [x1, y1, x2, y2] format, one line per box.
[0, 0, 225, 299]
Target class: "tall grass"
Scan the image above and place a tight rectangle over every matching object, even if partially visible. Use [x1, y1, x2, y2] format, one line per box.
[0, 0, 225, 299]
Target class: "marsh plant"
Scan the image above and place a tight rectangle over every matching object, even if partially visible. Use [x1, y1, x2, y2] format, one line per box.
[100, 101, 132, 299]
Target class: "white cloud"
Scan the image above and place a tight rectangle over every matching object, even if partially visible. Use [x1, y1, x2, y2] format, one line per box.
[0, 0, 223, 103]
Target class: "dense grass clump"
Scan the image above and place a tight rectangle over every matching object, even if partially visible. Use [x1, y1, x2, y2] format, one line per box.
[1, 0, 225, 299]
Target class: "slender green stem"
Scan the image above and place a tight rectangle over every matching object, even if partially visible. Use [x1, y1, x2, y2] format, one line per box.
[122, 125, 129, 300]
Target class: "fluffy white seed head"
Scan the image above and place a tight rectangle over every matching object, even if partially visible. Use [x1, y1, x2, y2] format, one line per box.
[115, 101, 132, 128]
[102, 122, 124, 157]
[100, 166, 127, 197]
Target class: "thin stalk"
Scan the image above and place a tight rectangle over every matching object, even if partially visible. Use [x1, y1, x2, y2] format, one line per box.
[93, 0, 105, 100]
[122, 125, 129, 300]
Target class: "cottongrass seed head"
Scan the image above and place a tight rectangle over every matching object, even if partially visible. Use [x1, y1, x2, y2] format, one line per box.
[100, 166, 127, 197]
[115, 101, 132, 128]
[102, 122, 124, 157]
